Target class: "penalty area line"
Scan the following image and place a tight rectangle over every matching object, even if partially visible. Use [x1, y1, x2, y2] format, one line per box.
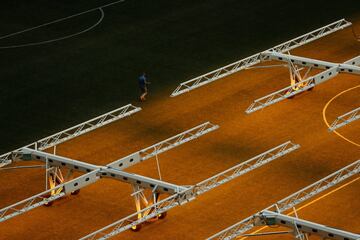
[322, 85, 360, 148]
[0, 0, 125, 41]
[0, 9, 105, 49]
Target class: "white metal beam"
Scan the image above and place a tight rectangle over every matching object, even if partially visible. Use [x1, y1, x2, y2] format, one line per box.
[329, 107, 360, 131]
[80, 188, 190, 240]
[245, 68, 336, 114]
[262, 51, 360, 74]
[17, 122, 218, 174]
[107, 122, 219, 170]
[15, 148, 189, 194]
[0, 152, 187, 222]
[101, 168, 188, 194]
[0, 170, 100, 222]
[80, 141, 299, 240]
[207, 160, 360, 240]
[0, 122, 217, 222]
[171, 19, 351, 97]
[36, 104, 141, 150]
[245, 55, 360, 114]
[193, 141, 300, 195]
[17, 148, 100, 172]
[254, 210, 360, 240]
[0, 104, 141, 167]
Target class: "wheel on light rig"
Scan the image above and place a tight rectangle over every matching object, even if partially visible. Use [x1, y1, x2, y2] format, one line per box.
[44, 200, 54, 207]
[286, 90, 295, 99]
[130, 223, 142, 232]
[71, 189, 80, 195]
[307, 86, 314, 91]
[157, 211, 167, 219]
[42, 194, 54, 207]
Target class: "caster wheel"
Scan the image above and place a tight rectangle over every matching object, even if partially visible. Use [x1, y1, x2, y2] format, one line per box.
[42, 194, 54, 207]
[71, 189, 80, 195]
[130, 224, 142, 232]
[44, 200, 54, 207]
[158, 212, 167, 219]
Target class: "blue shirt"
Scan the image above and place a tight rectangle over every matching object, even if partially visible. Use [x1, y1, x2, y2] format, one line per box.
[138, 75, 146, 88]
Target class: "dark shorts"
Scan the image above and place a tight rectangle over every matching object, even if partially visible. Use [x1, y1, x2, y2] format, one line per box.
[140, 86, 147, 94]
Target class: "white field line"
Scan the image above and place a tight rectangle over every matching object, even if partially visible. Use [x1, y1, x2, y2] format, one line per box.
[0, 0, 125, 48]
[0, 9, 105, 49]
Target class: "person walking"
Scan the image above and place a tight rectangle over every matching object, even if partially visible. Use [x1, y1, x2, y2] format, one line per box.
[138, 73, 150, 101]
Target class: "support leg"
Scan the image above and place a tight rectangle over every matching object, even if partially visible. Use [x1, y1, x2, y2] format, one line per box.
[130, 185, 144, 232]
[44, 167, 77, 206]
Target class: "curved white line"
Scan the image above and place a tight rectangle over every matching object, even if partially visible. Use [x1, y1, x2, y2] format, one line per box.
[322, 85, 360, 148]
[0, 0, 124, 40]
[0, 8, 104, 49]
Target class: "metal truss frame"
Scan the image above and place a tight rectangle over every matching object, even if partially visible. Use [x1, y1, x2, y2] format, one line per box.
[80, 187, 191, 240]
[107, 121, 219, 170]
[245, 68, 336, 114]
[0, 122, 218, 222]
[253, 210, 360, 240]
[171, 19, 351, 97]
[0, 151, 185, 223]
[207, 160, 360, 240]
[0, 170, 99, 222]
[329, 107, 360, 131]
[0, 104, 141, 167]
[193, 141, 300, 195]
[21, 148, 186, 194]
[80, 141, 299, 240]
[261, 51, 360, 73]
[246, 54, 360, 114]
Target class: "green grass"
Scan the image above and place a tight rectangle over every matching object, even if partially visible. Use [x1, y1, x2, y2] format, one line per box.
[0, 0, 359, 153]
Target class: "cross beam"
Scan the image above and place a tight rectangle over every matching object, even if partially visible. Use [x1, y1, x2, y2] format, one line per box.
[246, 55, 360, 114]
[17, 148, 100, 172]
[101, 168, 188, 194]
[254, 210, 360, 240]
[0, 150, 186, 222]
[207, 160, 360, 240]
[15, 148, 188, 194]
[80, 141, 299, 240]
[0, 104, 141, 167]
[329, 107, 360, 131]
[262, 51, 360, 74]
[170, 19, 351, 97]
[0, 122, 217, 222]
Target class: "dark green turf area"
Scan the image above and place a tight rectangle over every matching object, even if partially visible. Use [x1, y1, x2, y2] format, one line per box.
[0, 0, 359, 153]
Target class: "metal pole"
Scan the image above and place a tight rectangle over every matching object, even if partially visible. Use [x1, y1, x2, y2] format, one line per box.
[45, 157, 48, 190]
